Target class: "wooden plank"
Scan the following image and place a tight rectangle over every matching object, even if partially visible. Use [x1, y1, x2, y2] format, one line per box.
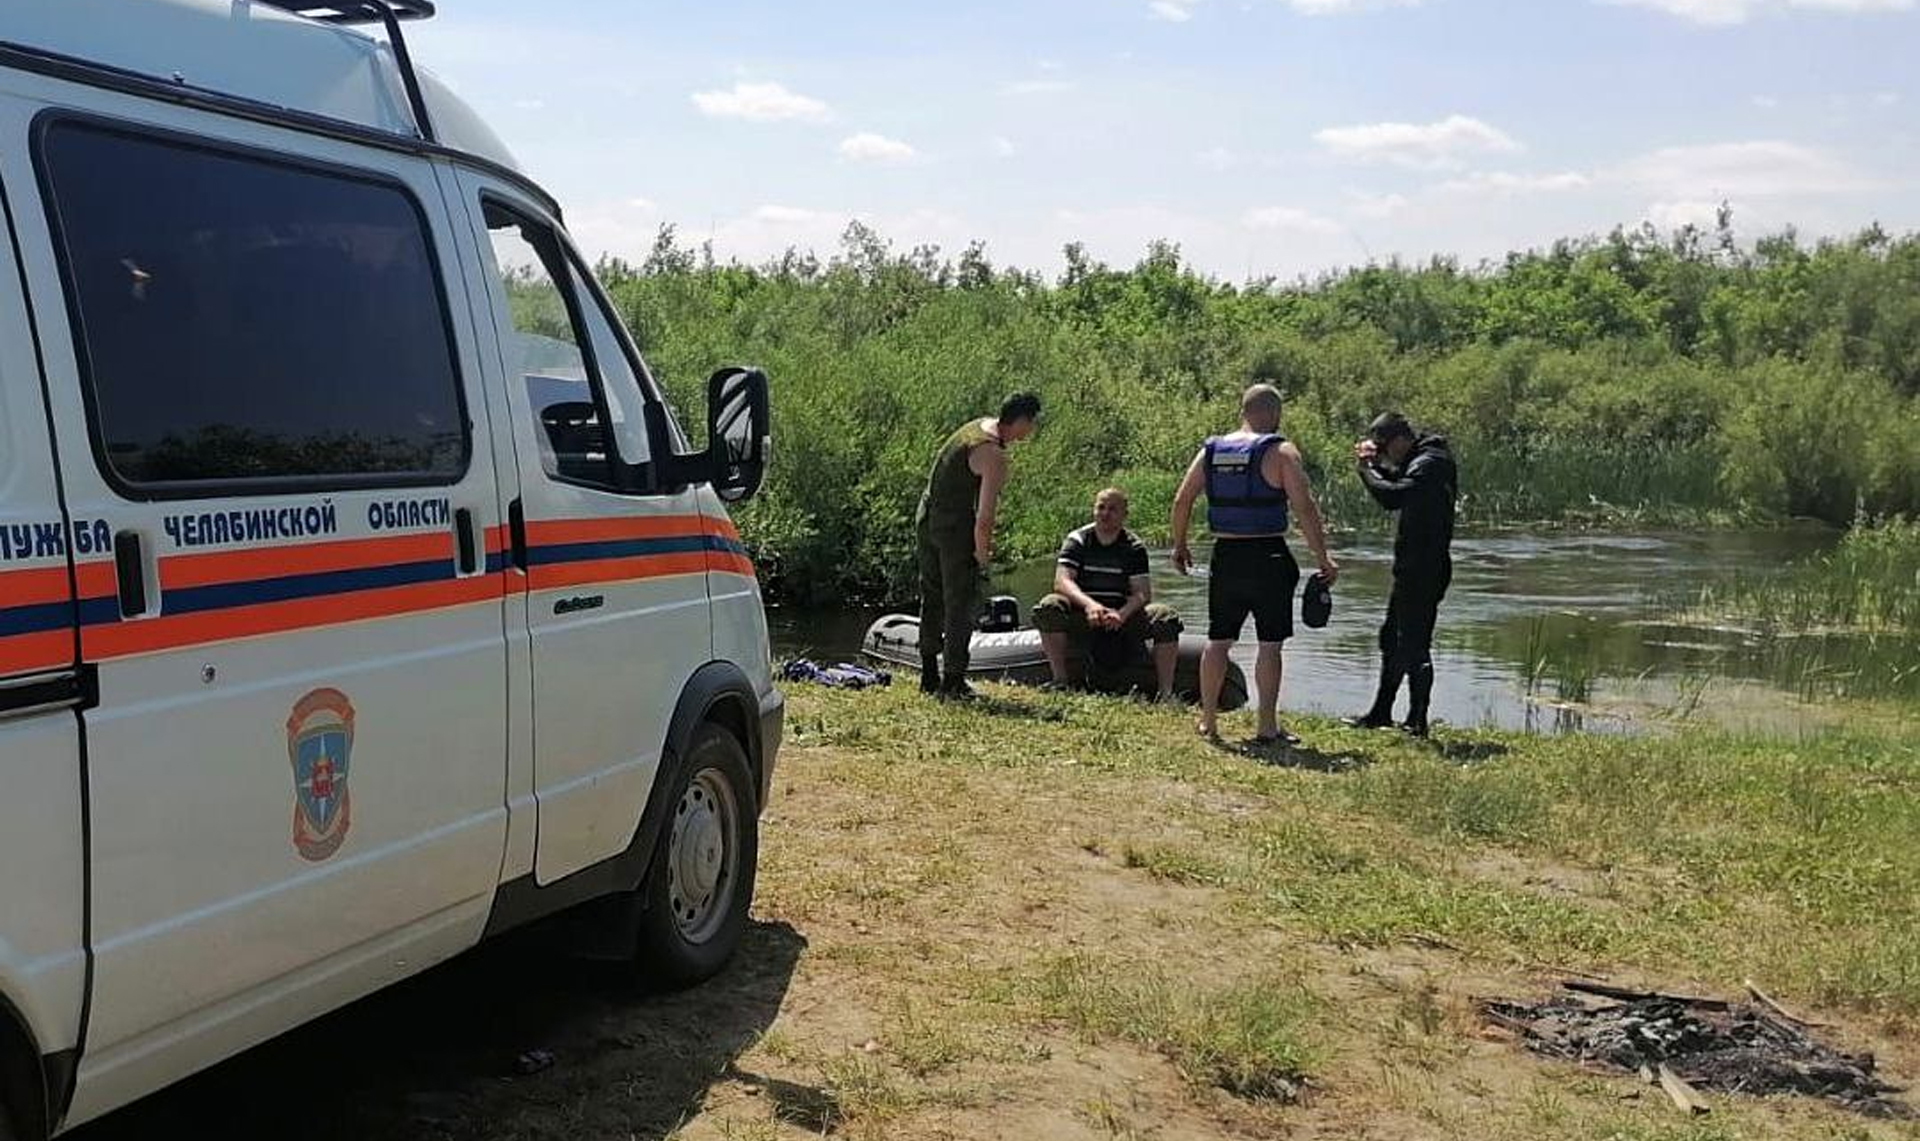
[1657, 1064, 1712, 1116]
[1562, 980, 1729, 1010]
[1744, 978, 1830, 1028]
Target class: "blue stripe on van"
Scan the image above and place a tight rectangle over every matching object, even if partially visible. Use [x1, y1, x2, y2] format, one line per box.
[77, 596, 121, 627]
[160, 559, 454, 616]
[528, 535, 719, 566]
[0, 600, 76, 638]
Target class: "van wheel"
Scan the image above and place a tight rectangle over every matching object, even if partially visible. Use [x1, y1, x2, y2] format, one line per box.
[634, 723, 758, 988]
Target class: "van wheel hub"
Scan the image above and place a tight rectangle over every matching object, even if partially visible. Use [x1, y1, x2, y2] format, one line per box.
[668, 769, 737, 943]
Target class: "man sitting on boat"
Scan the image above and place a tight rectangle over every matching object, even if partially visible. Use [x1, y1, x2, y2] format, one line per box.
[1032, 487, 1184, 698]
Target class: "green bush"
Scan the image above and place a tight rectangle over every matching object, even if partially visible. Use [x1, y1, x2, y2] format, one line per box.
[596, 221, 1920, 603]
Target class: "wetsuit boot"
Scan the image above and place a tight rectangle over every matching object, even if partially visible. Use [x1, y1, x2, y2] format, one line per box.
[1344, 659, 1402, 729]
[1403, 663, 1434, 737]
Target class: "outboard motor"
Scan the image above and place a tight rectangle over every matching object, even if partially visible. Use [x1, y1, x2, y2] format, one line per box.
[976, 594, 1021, 633]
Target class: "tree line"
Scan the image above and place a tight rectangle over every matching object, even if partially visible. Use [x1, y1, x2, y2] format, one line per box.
[596, 213, 1920, 605]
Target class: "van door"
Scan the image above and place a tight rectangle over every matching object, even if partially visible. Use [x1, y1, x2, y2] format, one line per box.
[0, 172, 88, 1115]
[450, 173, 715, 885]
[13, 110, 510, 1121]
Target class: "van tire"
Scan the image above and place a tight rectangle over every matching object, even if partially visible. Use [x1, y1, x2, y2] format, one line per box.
[633, 723, 759, 988]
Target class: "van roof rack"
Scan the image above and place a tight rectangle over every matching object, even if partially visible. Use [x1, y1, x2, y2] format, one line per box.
[253, 1, 438, 140]
[255, 1, 436, 25]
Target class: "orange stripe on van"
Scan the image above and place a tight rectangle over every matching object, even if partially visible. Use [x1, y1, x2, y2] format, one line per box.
[523, 515, 712, 546]
[0, 565, 80, 605]
[81, 576, 504, 659]
[527, 552, 712, 592]
[0, 631, 74, 676]
[706, 553, 758, 578]
[75, 561, 119, 598]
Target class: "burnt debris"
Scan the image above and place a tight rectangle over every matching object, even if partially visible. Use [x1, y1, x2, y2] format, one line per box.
[1480, 982, 1913, 1120]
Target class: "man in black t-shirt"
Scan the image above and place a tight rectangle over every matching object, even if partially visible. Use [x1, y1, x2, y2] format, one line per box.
[1031, 487, 1183, 697]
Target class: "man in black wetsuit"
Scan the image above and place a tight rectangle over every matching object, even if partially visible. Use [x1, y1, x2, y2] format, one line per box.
[1347, 412, 1457, 737]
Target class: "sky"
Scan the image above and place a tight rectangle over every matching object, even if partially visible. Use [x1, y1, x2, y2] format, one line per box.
[406, 0, 1920, 283]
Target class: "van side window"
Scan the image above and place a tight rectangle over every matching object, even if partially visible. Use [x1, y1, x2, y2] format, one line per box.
[36, 120, 468, 492]
[482, 202, 651, 491]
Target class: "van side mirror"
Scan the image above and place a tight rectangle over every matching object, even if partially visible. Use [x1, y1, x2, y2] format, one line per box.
[706, 366, 770, 502]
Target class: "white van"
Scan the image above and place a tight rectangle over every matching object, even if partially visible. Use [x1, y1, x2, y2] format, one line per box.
[0, 2, 782, 1135]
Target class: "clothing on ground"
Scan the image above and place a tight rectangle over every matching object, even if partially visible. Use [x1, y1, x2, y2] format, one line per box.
[780, 659, 892, 689]
[1207, 536, 1299, 643]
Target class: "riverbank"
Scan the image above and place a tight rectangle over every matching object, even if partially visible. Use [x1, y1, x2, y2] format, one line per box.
[73, 684, 1919, 1140]
[740, 684, 1919, 1139]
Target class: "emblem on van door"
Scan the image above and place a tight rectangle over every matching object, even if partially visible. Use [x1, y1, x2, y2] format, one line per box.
[286, 688, 356, 861]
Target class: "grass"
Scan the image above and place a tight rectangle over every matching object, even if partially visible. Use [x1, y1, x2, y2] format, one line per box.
[785, 684, 1920, 1014]
[1677, 518, 1920, 702]
[729, 682, 1920, 1139]
[1691, 518, 1920, 635]
[992, 954, 1324, 1103]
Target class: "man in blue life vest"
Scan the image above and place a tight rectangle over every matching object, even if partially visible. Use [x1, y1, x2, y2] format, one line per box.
[1347, 411, 1458, 736]
[1031, 487, 1184, 698]
[1170, 383, 1339, 743]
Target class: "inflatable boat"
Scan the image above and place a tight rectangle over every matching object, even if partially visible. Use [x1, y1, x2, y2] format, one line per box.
[861, 612, 1248, 710]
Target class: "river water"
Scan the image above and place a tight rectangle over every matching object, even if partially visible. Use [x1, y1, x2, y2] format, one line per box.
[770, 527, 1864, 736]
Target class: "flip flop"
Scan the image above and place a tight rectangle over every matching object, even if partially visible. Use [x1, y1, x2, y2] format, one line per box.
[1253, 728, 1302, 747]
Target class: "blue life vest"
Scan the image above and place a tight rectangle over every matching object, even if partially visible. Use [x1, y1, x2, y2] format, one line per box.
[1205, 434, 1290, 536]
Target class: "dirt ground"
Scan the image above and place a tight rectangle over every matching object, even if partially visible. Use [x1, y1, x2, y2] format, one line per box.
[66, 707, 1920, 1141]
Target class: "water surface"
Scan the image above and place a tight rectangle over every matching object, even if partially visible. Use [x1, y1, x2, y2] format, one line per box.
[772, 527, 1863, 735]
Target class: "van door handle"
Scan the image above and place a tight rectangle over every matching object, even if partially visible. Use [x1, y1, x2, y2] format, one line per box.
[507, 498, 528, 572]
[454, 507, 478, 575]
[0, 667, 96, 721]
[113, 530, 148, 617]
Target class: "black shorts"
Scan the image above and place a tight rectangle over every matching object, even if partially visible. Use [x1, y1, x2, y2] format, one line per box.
[1208, 537, 1299, 643]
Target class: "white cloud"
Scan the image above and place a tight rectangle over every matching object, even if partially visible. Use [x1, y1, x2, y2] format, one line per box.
[1242, 206, 1342, 234]
[1609, 140, 1880, 197]
[1751, 94, 1780, 108]
[1644, 199, 1731, 229]
[1875, 91, 1903, 106]
[750, 205, 826, 225]
[691, 81, 831, 123]
[1285, 0, 1422, 10]
[1314, 114, 1521, 169]
[1197, 147, 1240, 171]
[688, 205, 973, 267]
[991, 136, 1018, 158]
[838, 133, 918, 164]
[1149, 0, 1201, 20]
[1432, 170, 1592, 195]
[1002, 78, 1078, 95]
[511, 98, 546, 111]
[1602, 0, 1913, 25]
[626, 197, 658, 212]
[1346, 191, 1411, 219]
